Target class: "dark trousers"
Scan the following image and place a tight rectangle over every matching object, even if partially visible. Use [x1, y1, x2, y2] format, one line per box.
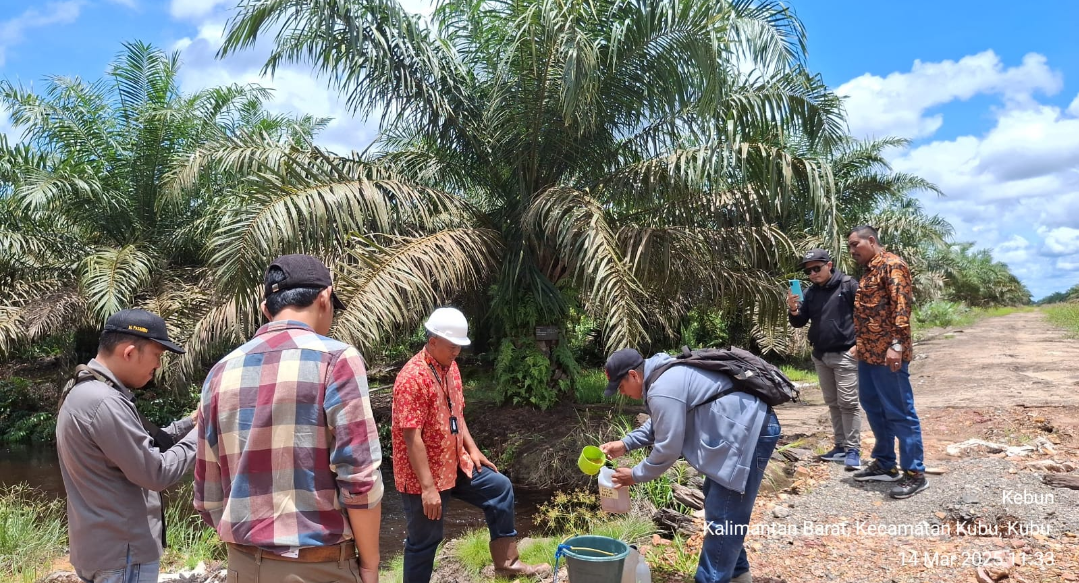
[400, 468, 517, 583]
[858, 361, 925, 472]
[697, 409, 781, 583]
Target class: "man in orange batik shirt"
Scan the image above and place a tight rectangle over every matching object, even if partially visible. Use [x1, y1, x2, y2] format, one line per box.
[391, 307, 550, 583]
[847, 226, 928, 499]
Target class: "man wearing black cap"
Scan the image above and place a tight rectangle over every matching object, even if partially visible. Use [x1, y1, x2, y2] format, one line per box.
[56, 309, 197, 583]
[196, 254, 383, 583]
[788, 248, 863, 470]
[599, 348, 780, 583]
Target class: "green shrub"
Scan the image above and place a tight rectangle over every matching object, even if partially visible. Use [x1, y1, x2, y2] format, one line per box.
[680, 308, 730, 349]
[0, 378, 59, 445]
[136, 385, 200, 428]
[913, 300, 972, 329]
[494, 339, 572, 409]
[0, 484, 67, 582]
[1045, 303, 1079, 337]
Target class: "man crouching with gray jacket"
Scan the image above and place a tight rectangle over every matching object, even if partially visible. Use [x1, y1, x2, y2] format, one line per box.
[56, 309, 197, 583]
[600, 349, 780, 583]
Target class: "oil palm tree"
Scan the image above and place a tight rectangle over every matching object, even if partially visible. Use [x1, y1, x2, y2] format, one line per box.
[181, 0, 846, 379]
[0, 41, 325, 361]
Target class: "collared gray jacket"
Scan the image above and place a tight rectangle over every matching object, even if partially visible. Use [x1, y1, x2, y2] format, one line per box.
[55, 359, 197, 574]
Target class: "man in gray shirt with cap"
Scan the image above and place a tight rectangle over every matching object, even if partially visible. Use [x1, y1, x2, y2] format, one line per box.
[56, 309, 196, 583]
[600, 348, 779, 583]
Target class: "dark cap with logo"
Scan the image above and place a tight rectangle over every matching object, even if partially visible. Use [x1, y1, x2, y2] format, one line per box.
[604, 348, 645, 397]
[798, 248, 832, 266]
[102, 309, 185, 353]
[264, 254, 346, 310]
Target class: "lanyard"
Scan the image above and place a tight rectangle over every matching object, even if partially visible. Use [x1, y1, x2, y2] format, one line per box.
[427, 363, 454, 413]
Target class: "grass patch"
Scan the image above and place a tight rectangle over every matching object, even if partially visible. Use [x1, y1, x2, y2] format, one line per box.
[378, 553, 405, 583]
[161, 482, 226, 571]
[1045, 303, 1079, 337]
[646, 533, 700, 580]
[913, 301, 1036, 340]
[779, 365, 816, 384]
[574, 369, 609, 404]
[0, 484, 67, 583]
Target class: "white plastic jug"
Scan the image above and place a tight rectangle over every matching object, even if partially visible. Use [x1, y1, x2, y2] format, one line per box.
[598, 467, 631, 513]
[621, 546, 639, 583]
[635, 557, 651, 583]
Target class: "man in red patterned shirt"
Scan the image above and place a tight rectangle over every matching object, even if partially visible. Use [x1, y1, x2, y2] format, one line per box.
[392, 308, 549, 583]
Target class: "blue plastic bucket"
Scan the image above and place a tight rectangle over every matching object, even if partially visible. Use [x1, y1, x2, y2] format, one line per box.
[561, 535, 629, 583]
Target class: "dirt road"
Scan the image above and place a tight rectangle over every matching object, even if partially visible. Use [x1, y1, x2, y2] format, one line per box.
[777, 310, 1079, 436]
[751, 309, 1079, 583]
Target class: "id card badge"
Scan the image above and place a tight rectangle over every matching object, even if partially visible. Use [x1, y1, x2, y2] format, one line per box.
[450, 416, 459, 435]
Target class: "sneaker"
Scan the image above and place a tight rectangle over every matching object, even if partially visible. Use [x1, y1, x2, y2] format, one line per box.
[852, 460, 901, 482]
[819, 446, 846, 462]
[844, 449, 861, 471]
[890, 471, 929, 499]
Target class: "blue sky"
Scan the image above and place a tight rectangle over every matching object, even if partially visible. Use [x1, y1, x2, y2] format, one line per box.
[2, 0, 1078, 299]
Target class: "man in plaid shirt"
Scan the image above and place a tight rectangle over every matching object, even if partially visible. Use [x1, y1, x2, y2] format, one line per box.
[195, 255, 383, 583]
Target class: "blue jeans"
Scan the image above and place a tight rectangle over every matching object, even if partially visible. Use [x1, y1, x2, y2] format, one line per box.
[697, 409, 780, 583]
[858, 361, 925, 472]
[76, 548, 159, 583]
[400, 468, 518, 583]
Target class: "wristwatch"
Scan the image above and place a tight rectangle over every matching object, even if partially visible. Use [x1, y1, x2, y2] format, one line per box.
[890, 339, 903, 352]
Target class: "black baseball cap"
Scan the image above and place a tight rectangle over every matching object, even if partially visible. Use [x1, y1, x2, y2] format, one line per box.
[604, 348, 645, 397]
[264, 254, 346, 310]
[798, 248, 832, 266]
[102, 309, 185, 354]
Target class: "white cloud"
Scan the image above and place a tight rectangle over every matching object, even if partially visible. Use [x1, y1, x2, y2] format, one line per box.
[1041, 227, 1079, 257]
[1056, 256, 1079, 272]
[993, 235, 1032, 264]
[873, 52, 1079, 299]
[0, 1, 83, 66]
[170, 14, 379, 155]
[169, 0, 231, 20]
[836, 50, 1062, 140]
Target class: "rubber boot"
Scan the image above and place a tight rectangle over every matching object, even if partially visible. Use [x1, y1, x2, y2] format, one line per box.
[490, 537, 552, 577]
[731, 572, 753, 583]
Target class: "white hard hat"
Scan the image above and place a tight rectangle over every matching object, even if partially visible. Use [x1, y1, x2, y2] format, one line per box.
[424, 307, 471, 346]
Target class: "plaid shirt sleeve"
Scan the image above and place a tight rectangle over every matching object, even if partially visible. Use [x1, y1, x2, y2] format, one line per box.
[325, 346, 384, 509]
[193, 366, 223, 527]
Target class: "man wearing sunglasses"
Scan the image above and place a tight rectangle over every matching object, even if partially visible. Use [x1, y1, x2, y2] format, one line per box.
[787, 248, 863, 470]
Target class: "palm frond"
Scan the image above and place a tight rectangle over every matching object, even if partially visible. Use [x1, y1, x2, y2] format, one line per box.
[525, 187, 647, 351]
[79, 244, 158, 322]
[333, 228, 503, 353]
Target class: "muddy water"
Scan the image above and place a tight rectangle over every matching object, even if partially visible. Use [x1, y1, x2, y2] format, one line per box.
[0, 445, 549, 556]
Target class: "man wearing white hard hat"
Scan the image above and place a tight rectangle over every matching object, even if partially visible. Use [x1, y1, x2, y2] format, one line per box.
[391, 308, 550, 583]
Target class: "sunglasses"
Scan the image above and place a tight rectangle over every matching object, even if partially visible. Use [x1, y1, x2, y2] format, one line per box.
[803, 265, 825, 275]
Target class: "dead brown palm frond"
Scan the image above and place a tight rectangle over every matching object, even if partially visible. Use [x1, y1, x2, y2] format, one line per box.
[525, 187, 647, 351]
[0, 279, 81, 354]
[333, 228, 503, 354]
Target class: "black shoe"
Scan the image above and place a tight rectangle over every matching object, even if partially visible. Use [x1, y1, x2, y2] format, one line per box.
[890, 471, 928, 499]
[852, 460, 901, 482]
[819, 446, 846, 462]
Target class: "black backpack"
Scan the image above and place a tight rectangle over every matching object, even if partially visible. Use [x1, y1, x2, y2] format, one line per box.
[644, 346, 799, 407]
